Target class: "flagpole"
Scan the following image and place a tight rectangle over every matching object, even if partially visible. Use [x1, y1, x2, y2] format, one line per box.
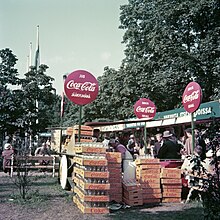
[29, 42, 32, 70]
[35, 25, 40, 146]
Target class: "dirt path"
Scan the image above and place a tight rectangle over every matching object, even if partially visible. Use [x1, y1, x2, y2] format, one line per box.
[0, 171, 203, 220]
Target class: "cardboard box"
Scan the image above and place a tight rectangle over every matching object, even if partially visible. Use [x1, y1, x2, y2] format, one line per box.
[109, 183, 122, 188]
[106, 152, 122, 163]
[109, 172, 122, 179]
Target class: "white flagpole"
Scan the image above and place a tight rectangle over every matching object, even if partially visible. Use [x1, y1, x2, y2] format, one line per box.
[29, 42, 32, 69]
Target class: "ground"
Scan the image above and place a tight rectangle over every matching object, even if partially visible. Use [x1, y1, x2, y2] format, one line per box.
[0, 171, 204, 220]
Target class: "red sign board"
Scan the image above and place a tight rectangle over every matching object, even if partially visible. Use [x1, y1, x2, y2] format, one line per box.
[182, 81, 202, 113]
[134, 98, 156, 119]
[64, 70, 99, 105]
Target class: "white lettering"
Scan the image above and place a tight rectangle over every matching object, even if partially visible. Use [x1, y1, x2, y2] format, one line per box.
[183, 90, 199, 103]
[71, 92, 91, 99]
[66, 80, 96, 92]
[136, 106, 155, 114]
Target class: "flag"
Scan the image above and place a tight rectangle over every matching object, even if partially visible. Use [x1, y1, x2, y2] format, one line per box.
[60, 92, 64, 117]
[35, 25, 40, 69]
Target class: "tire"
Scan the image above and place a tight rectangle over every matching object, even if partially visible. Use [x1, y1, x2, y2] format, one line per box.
[59, 155, 71, 190]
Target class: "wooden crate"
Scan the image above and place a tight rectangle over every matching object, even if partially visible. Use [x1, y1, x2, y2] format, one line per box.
[135, 158, 160, 165]
[123, 197, 143, 206]
[142, 193, 162, 199]
[161, 168, 182, 179]
[162, 197, 182, 203]
[143, 198, 161, 204]
[161, 178, 182, 184]
[123, 189, 143, 200]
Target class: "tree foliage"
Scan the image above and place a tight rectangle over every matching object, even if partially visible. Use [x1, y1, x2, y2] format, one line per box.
[83, 0, 220, 122]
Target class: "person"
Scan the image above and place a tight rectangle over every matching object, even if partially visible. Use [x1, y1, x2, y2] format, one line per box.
[35, 142, 51, 165]
[126, 134, 139, 157]
[158, 131, 181, 160]
[102, 135, 110, 148]
[2, 143, 14, 173]
[195, 129, 206, 160]
[109, 139, 134, 178]
[153, 133, 163, 158]
[184, 128, 193, 156]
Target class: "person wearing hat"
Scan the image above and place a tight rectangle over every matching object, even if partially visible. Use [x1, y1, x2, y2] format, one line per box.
[158, 131, 181, 160]
[2, 143, 14, 173]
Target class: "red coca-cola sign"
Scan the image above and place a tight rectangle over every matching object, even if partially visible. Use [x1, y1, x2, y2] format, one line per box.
[64, 70, 99, 105]
[182, 81, 202, 113]
[134, 98, 156, 119]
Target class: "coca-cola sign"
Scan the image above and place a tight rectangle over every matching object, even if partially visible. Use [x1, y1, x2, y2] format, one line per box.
[134, 98, 156, 119]
[64, 70, 99, 105]
[182, 81, 202, 113]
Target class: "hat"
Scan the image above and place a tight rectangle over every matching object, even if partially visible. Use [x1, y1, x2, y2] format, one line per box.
[185, 128, 192, 134]
[4, 143, 11, 150]
[163, 131, 172, 138]
[130, 134, 134, 139]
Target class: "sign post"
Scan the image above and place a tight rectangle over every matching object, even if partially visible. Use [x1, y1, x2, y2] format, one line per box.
[64, 70, 99, 142]
[134, 98, 156, 156]
[182, 81, 202, 153]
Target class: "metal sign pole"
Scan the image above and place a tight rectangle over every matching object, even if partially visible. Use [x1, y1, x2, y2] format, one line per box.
[78, 106, 82, 142]
[191, 112, 195, 154]
[144, 122, 147, 156]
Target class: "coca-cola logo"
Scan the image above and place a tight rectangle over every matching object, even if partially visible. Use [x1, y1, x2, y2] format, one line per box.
[66, 80, 96, 92]
[134, 98, 156, 119]
[64, 70, 99, 105]
[183, 90, 199, 103]
[136, 106, 155, 114]
[182, 82, 202, 113]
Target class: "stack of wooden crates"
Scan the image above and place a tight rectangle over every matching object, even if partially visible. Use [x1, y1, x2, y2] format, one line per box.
[122, 180, 143, 206]
[106, 152, 123, 203]
[160, 168, 182, 203]
[73, 143, 110, 214]
[136, 158, 162, 204]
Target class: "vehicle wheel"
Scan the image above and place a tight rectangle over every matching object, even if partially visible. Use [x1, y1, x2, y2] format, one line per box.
[59, 155, 70, 190]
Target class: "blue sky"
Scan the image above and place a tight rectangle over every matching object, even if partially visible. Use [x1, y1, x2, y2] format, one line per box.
[0, 0, 127, 95]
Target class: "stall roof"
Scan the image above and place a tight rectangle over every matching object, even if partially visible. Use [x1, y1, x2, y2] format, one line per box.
[85, 100, 220, 130]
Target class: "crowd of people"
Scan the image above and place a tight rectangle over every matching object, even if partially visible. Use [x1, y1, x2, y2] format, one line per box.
[101, 127, 211, 162]
[1, 135, 51, 174]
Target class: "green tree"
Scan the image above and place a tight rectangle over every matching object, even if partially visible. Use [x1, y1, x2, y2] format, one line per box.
[119, 0, 220, 111]
[20, 64, 57, 135]
[0, 48, 21, 135]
